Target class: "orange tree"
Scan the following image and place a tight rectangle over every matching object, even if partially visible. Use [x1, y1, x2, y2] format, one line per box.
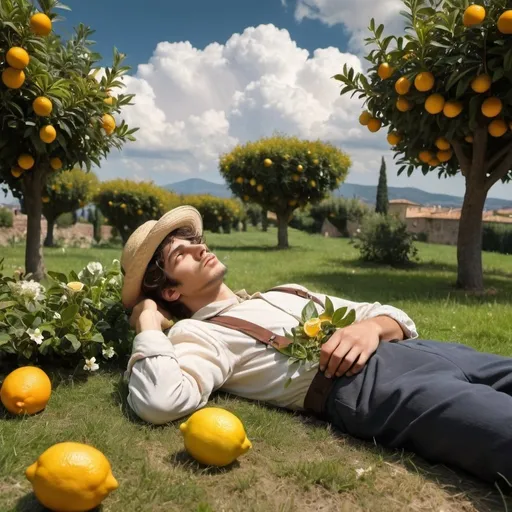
[42, 168, 98, 247]
[0, 0, 137, 280]
[335, 0, 512, 291]
[219, 135, 351, 248]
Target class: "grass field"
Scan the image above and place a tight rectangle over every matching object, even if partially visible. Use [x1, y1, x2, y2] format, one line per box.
[1, 227, 512, 511]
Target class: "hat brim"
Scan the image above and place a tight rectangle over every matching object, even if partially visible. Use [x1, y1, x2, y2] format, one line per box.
[121, 206, 202, 309]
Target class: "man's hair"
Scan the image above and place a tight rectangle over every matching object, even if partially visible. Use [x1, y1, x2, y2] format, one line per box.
[141, 226, 205, 320]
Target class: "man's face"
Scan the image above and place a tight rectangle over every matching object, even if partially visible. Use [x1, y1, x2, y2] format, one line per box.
[162, 237, 226, 299]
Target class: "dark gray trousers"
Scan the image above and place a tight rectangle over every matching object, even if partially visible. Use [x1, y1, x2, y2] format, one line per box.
[325, 339, 512, 486]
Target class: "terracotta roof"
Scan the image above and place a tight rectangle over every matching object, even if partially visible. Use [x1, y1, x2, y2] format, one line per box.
[389, 199, 419, 205]
[496, 208, 512, 216]
[405, 208, 512, 223]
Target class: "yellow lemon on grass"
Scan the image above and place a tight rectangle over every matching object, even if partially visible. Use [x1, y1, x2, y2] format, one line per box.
[437, 150, 453, 163]
[419, 150, 433, 164]
[395, 77, 411, 95]
[30, 12, 52, 36]
[180, 407, 252, 467]
[50, 157, 63, 170]
[463, 5, 485, 27]
[304, 318, 322, 337]
[67, 281, 84, 292]
[359, 111, 372, 125]
[414, 72, 435, 92]
[488, 120, 507, 137]
[6, 47, 30, 69]
[11, 166, 24, 178]
[387, 132, 401, 146]
[396, 97, 412, 112]
[378, 63, 394, 80]
[33, 96, 53, 116]
[39, 125, 56, 144]
[435, 137, 451, 150]
[443, 101, 463, 118]
[2, 67, 25, 89]
[26, 442, 118, 512]
[0, 366, 51, 415]
[102, 114, 116, 135]
[471, 74, 491, 93]
[425, 94, 445, 114]
[497, 10, 512, 34]
[481, 97, 502, 118]
[18, 154, 34, 170]
[367, 118, 382, 133]
[263, 158, 272, 167]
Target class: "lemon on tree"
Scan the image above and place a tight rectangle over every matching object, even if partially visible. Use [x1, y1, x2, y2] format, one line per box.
[180, 407, 252, 467]
[263, 158, 273, 167]
[102, 114, 116, 135]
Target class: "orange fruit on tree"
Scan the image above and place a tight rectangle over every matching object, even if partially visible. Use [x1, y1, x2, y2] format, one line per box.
[30, 13, 52, 36]
[481, 97, 502, 118]
[40, 125, 57, 144]
[313, 158, 319, 165]
[387, 132, 402, 146]
[429, 158, 441, 167]
[235, 176, 243, 184]
[463, 5, 485, 27]
[11, 166, 24, 178]
[304, 318, 322, 337]
[0, 366, 51, 415]
[263, 158, 272, 167]
[359, 111, 372, 126]
[443, 101, 463, 118]
[102, 114, 116, 135]
[396, 97, 412, 112]
[50, 157, 63, 170]
[104, 96, 114, 106]
[18, 154, 34, 170]
[465, 135, 474, 143]
[488, 119, 507, 137]
[425, 94, 445, 114]
[367, 118, 382, 132]
[378, 63, 394, 80]
[249, 178, 256, 186]
[292, 174, 300, 182]
[419, 150, 433, 163]
[471, 74, 491, 93]
[257, 184, 264, 192]
[310, 180, 317, 188]
[297, 164, 303, 172]
[2, 67, 25, 89]
[435, 137, 451, 150]
[395, 77, 411, 95]
[497, 10, 512, 34]
[437, 150, 453, 163]
[33, 96, 53, 116]
[414, 72, 435, 92]
[42, 196, 50, 203]
[137, 208, 143, 215]
[6, 47, 30, 69]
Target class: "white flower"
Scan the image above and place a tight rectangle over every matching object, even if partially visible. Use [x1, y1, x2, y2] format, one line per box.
[53, 312, 61, 320]
[27, 328, 44, 345]
[60, 294, 68, 303]
[102, 346, 116, 359]
[87, 262, 103, 275]
[355, 466, 373, 479]
[83, 357, 99, 372]
[9, 280, 45, 303]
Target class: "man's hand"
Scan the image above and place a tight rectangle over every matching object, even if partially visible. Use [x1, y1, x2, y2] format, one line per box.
[319, 319, 381, 379]
[129, 298, 173, 333]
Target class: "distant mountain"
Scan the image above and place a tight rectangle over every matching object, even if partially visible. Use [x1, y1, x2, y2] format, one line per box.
[164, 178, 512, 210]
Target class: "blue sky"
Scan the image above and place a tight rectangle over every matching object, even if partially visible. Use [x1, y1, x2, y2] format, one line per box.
[36, 0, 511, 202]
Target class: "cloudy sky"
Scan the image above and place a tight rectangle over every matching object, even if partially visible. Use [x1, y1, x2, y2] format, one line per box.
[49, 0, 511, 200]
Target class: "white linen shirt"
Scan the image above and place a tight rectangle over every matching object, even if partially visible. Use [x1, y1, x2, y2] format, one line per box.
[125, 284, 418, 425]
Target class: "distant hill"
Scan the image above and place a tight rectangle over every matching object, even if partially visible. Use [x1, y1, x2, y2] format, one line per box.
[164, 178, 512, 210]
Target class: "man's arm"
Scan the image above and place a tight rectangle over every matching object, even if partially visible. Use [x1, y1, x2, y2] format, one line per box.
[367, 315, 406, 342]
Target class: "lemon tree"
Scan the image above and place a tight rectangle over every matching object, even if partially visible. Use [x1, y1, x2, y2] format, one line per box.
[219, 135, 351, 248]
[335, 0, 512, 291]
[0, 0, 137, 280]
[41, 169, 98, 246]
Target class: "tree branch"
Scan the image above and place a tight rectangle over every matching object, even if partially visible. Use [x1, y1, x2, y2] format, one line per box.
[485, 146, 512, 192]
[486, 139, 512, 172]
[451, 140, 471, 177]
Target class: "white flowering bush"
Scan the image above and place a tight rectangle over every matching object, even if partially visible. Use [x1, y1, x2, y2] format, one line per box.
[0, 259, 134, 371]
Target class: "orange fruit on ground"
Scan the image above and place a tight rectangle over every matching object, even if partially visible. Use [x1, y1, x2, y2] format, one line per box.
[367, 118, 382, 132]
[40, 125, 57, 144]
[443, 101, 463, 118]
[488, 120, 507, 137]
[414, 72, 435, 92]
[18, 154, 34, 170]
[2, 67, 25, 89]
[297, 165, 303, 172]
[471, 74, 491, 93]
[437, 150, 453, 163]
[465, 135, 474, 143]
[6, 47, 30, 69]
[359, 111, 372, 126]
[463, 5, 486, 27]
[102, 114, 116, 135]
[1, 366, 51, 415]
[435, 137, 451, 150]
[263, 158, 272, 167]
[33, 97, 53, 116]
[395, 77, 411, 95]
[30, 13, 52, 36]
[481, 97, 502, 118]
[396, 97, 412, 112]
[50, 157, 63, 170]
[11, 166, 24, 178]
[419, 151, 433, 164]
[497, 10, 512, 34]
[387, 132, 402, 145]
[425, 94, 445, 114]
[378, 63, 394, 80]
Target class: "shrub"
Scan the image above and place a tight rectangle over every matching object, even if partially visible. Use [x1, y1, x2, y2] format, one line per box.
[56, 212, 75, 228]
[482, 224, 512, 255]
[184, 195, 244, 233]
[0, 259, 134, 368]
[245, 203, 263, 227]
[289, 207, 317, 233]
[0, 207, 13, 228]
[310, 197, 370, 235]
[352, 214, 418, 265]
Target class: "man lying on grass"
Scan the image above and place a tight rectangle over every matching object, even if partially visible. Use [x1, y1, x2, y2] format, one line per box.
[121, 205, 512, 489]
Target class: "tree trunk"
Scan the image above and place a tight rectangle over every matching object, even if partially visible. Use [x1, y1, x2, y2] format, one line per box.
[24, 172, 46, 281]
[276, 212, 289, 248]
[262, 209, 268, 232]
[456, 181, 488, 291]
[44, 217, 55, 247]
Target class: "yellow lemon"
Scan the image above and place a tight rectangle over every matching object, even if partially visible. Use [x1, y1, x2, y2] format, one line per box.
[497, 10, 512, 34]
[395, 77, 411, 95]
[235, 176, 243, 184]
[256, 184, 264, 192]
[297, 164, 303, 172]
[33, 96, 53, 116]
[313, 158, 319, 165]
[359, 111, 372, 125]
[120, 203, 127, 209]
[463, 5, 485, 27]
[310, 180, 317, 188]
[50, 157, 63, 170]
[367, 118, 382, 133]
[26, 442, 118, 512]
[387, 132, 401, 146]
[102, 114, 116, 135]
[437, 150, 453, 163]
[11, 166, 24, 178]
[42, 196, 50, 203]
[18, 154, 34, 170]
[39, 125, 56, 144]
[465, 135, 474, 143]
[1, 367, 51, 415]
[435, 137, 451, 150]
[414, 72, 435, 92]
[378, 63, 394, 80]
[104, 96, 114, 105]
[6, 47, 30, 69]
[304, 318, 322, 337]
[180, 408, 252, 467]
[30, 13, 52, 36]
[396, 97, 412, 112]
[263, 158, 272, 167]
[425, 94, 445, 114]
[481, 97, 502, 118]
[108, 200, 113, 206]
[443, 101, 463, 118]
[2, 67, 25, 89]
[488, 119, 507, 137]
[419, 150, 433, 164]
[67, 281, 84, 292]
[249, 178, 256, 186]
[292, 174, 300, 182]
[137, 208, 143, 215]
[471, 74, 491, 93]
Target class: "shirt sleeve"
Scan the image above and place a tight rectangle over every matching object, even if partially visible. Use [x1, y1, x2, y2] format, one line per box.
[307, 289, 418, 340]
[125, 321, 235, 425]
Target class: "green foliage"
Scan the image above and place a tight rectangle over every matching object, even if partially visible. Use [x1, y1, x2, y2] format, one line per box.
[55, 211, 73, 228]
[0, 258, 133, 366]
[482, 223, 512, 254]
[95, 179, 181, 243]
[352, 213, 418, 265]
[375, 157, 389, 214]
[245, 203, 263, 227]
[0, 207, 13, 227]
[184, 194, 245, 233]
[91, 206, 103, 243]
[289, 207, 317, 233]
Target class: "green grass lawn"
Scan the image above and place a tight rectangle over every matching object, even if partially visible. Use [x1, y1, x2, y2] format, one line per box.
[1, 227, 512, 511]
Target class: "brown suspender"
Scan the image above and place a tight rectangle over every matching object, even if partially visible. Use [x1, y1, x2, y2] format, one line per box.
[203, 286, 336, 418]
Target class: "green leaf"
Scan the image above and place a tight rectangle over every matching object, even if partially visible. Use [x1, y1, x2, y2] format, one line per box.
[48, 271, 68, 284]
[334, 309, 356, 328]
[324, 297, 335, 317]
[331, 307, 348, 326]
[64, 333, 81, 353]
[39, 323, 55, 335]
[0, 332, 10, 346]
[77, 316, 92, 334]
[61, 304, 79, 326]
[91, 333, 104, 343]
[301, 300, 318, 322]
[0, 301, 16, 310]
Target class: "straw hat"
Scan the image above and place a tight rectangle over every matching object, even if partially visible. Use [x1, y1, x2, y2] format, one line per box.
[120, 205, 202, 309]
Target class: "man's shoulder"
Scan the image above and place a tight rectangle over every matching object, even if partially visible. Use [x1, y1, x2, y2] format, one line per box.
[168, 318, 211, 337]
[266, 283, 309, 293]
